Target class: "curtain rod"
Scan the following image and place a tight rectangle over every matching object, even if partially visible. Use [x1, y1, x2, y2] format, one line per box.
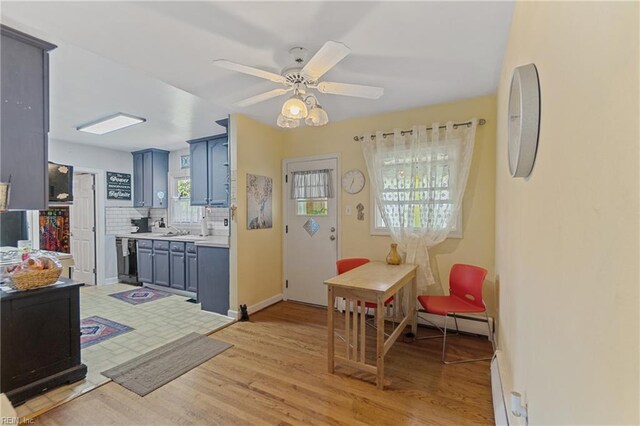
[353, 118, 486, 142]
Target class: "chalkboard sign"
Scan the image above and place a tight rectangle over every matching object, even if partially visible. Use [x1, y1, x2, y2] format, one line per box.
[106, 172, 132, 200]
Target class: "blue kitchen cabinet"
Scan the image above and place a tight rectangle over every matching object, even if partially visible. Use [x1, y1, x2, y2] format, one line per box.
[169, 242, 186, 290]
[137, 240, 154, 284]
[131, 149, 169, 208]
[208, 138, 229, 206]
[188, 134, 229, 207]
[0, 25, 56, 210]
[197, 246, 229, 315]
[189, 141, 209, 206]
[152, 240, 170, 287]
[186, 243, 198, 293]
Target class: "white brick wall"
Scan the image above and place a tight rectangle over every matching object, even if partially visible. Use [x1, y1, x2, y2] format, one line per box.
[175, 207, 230, 236]
[105, 207, 168, 235]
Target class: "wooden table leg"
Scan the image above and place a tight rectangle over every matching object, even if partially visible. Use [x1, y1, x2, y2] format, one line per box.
[376, 294, 385, 390]
[411, 275, 418, 336]
[328, 286, 334, 373]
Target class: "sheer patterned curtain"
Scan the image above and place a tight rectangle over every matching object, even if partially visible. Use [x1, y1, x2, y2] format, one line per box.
[362, 120, 477, 303]
[290, 169, 334, 199]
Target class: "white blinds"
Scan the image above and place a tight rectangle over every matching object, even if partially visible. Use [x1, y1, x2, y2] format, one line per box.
[290, 169, 334, 199]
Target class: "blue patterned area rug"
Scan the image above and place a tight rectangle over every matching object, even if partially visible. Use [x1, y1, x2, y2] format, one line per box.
[80, 316, 133, 349]
[109, 287, 171, 305]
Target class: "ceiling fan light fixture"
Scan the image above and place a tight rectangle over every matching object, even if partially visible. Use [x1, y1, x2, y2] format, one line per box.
[277, 113, 300, 129]
[281, 95, 308, 119]
[305, 105, 329, 126]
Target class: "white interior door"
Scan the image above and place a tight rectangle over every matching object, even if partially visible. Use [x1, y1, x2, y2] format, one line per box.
[70, 173, 96, 285]
[285, 157, 339, 306]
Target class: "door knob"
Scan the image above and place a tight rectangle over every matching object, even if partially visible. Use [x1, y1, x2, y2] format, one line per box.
[329, 235, 336, 241]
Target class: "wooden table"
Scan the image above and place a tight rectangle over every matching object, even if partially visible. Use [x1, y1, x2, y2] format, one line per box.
[324, 261, 418, 390]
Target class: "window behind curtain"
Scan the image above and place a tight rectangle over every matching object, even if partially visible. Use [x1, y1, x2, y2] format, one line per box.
[170, 177, 202, 224]
[371, 142, 462, 237]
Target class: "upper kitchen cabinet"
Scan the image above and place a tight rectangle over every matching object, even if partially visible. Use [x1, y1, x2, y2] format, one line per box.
[0, 25, 56, 210]
[188, 134, 229, 207]
[131, 149, 169, 208]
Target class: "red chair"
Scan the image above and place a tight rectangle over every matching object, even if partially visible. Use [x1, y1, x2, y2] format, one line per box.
[417, 264, 494, 364]
[336, 258, 394, 335]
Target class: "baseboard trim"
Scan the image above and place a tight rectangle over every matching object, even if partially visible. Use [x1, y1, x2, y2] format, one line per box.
[417, 311, 494, 338]
[229, 293, 283, 320]
[103, 277, 119, 285]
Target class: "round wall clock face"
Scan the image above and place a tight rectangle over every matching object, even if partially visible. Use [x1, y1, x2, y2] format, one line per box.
[342, 169, 365, 194]
[508, 63, 541, 178]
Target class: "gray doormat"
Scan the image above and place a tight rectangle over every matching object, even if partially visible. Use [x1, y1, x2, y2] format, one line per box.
[102, 332, 232, 396]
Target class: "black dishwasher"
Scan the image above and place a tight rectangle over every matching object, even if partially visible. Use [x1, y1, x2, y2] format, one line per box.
[116, 238, 140, 285]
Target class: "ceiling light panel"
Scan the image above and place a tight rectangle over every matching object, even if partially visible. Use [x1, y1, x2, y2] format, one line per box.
[77, 113, 146, 135]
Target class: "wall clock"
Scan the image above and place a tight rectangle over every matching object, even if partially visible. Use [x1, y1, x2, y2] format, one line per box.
[342, 169, 365, 194]
[508, 63, 541, 178]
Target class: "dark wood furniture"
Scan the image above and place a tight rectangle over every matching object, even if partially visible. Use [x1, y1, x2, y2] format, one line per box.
[0, 25, 56, 210]
[0, 279, 87, 405]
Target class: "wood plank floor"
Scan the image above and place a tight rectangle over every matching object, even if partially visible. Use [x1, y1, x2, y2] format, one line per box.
[34, 302, 494, 425]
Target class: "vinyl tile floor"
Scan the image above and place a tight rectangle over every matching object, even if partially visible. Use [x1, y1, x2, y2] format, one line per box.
[14, 283, 234, 420]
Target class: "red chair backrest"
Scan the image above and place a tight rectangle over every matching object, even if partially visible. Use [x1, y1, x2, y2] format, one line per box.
[336, 258, 370, 275]
[449, 264, 487, 309]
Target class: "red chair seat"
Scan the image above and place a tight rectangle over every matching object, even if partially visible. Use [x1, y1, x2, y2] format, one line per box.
[364, 296, 394, 309]
[417, 294, 485, 316]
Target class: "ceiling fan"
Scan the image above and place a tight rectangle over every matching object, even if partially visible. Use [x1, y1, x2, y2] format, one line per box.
[213, 41, 384, 128]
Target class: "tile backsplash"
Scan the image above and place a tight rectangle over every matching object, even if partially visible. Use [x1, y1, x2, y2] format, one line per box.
[106, 207, 167, 235]
[105, 207, 229, 236]
[176, 207, 229, 236]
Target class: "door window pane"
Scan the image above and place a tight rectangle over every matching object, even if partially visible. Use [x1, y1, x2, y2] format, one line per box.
[296, 199, 328, 216]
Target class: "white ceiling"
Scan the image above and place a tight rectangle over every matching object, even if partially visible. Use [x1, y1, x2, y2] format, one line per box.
[1, 1, 514, 152]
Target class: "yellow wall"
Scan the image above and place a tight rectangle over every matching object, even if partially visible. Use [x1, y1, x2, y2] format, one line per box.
[495, 2, 639, 423]
[230, 114, 285, 310]
[284, 96, 497, 312]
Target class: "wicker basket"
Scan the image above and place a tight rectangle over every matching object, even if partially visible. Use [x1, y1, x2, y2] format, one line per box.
[11, 267, 62, 290]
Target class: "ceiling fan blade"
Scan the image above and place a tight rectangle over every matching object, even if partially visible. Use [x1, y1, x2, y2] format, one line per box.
[316, 81, 384, 99]
[301, 41, 351, 81]
[213, 59, 286, 84]
[235, 88, 291, 107]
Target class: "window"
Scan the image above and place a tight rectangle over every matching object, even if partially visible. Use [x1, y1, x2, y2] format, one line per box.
[291, 169, 332, 216]
[370, 143, 462, 238]
[296, 199, 328, 216]
[170, 177, 202, 224]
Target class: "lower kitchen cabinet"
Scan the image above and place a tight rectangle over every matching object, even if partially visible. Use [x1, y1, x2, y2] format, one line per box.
[152, 240, 170, 287]
[137, 244, 154, 284]
[186, 243, 198, 293]
[170, 242, 186, 290]
[197, 246, 229, 315]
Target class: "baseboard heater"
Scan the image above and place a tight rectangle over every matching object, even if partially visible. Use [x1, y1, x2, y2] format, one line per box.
[491, 350, 510, 425]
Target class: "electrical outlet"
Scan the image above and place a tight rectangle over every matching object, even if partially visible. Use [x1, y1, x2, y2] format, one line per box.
[224, 218, 229, 226]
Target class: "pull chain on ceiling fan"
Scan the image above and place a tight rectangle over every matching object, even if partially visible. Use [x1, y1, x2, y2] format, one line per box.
[213, 41, 384, 128]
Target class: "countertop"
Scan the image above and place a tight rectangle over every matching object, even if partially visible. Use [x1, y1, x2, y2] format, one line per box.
[115, 233, 229, 248]
[0, 278, 83, 300]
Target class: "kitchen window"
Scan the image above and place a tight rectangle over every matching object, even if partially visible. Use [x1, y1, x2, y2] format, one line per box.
[370, 145, 462, 238]
[170, 177, 202, 224]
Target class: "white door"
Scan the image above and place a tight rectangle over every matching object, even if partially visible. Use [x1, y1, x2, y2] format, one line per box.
[285, 157, 339, 306]
[70, 173, 96, 285]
